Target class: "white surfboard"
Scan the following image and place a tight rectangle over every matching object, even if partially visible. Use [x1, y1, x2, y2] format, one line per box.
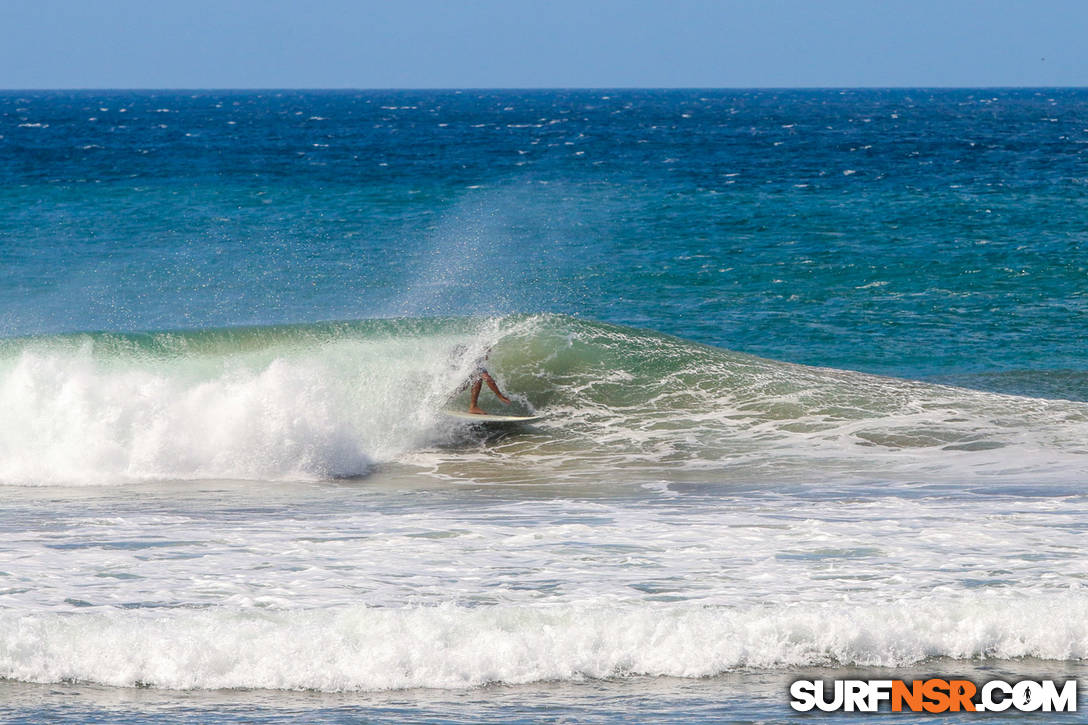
[443, 410, 543, 424]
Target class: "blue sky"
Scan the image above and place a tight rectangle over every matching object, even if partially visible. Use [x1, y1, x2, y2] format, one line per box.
[2, 0, 1086, 88]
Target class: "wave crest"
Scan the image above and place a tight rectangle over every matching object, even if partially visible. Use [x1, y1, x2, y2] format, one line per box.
[5, 594, 1086, 691]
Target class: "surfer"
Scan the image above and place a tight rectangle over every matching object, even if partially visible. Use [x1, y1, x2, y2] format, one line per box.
[451, 345, 511, 415]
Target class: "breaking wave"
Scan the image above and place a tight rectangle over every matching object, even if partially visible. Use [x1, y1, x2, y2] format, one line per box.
[1, 314, 1086, 485]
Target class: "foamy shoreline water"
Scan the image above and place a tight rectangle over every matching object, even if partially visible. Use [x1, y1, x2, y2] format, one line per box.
[3, 660, 1087, 724]
[5, 596, 1088, 691]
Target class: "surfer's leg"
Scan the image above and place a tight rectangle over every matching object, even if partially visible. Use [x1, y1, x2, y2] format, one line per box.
[468, 379, 485, 414]
[481, 372, 511, 404]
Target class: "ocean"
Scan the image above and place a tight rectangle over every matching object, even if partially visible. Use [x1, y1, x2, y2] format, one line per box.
[1, 89, 1087, 722]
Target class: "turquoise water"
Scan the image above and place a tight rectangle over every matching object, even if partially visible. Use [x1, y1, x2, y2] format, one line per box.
[1, 90, 1087, 722]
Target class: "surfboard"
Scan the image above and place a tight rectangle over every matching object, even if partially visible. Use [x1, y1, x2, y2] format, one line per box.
[442, 410, 543, 424]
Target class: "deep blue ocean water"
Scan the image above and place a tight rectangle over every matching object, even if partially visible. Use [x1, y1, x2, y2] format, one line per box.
[1, 90, 1087, 722]
[4, 89, 1087, 378]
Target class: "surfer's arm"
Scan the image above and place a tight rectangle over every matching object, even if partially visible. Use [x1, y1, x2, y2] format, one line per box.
[480, 371, 511, 404]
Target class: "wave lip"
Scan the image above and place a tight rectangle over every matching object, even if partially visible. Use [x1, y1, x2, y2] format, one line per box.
[3, 594, 1086, 691]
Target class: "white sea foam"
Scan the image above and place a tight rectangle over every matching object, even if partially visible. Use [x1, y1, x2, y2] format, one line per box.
[2, 485, 1083, 618]
[2, 594, 1086, 691]
[0, 327, 500, 486]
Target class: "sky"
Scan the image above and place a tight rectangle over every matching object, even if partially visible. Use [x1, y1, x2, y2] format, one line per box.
[2, 0, 1086, 89]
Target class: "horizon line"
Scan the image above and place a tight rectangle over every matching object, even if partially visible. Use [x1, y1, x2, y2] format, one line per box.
[2, 85, 1088, 93]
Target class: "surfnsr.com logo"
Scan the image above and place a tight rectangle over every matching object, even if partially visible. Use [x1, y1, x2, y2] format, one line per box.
[790, 678, 1077, 713]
